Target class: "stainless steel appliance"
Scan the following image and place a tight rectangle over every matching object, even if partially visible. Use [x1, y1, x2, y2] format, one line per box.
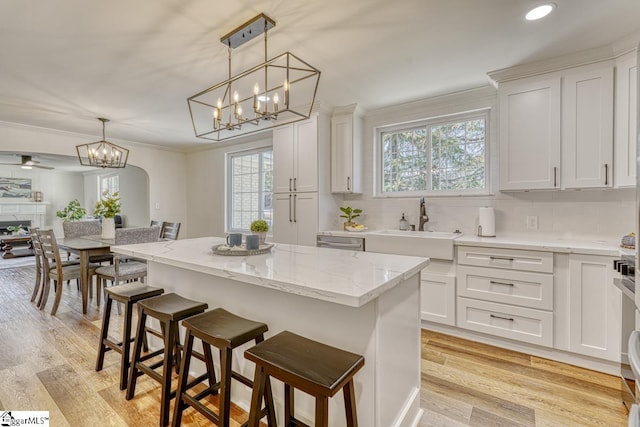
[316, 234, 365, 251]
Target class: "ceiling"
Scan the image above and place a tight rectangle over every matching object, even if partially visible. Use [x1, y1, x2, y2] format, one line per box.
[1, 0, 639, 150]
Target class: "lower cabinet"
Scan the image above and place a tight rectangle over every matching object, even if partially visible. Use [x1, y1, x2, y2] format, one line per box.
[568, 254, 620, 361]
[457, 297, 554, 347]
[421, 262, 456, 326]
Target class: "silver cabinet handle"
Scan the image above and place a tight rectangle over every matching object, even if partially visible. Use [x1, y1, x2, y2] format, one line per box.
[288, 194, 292, 222]
[604, 163, 609, 186]
[289, 178, 292, 192]
[347, 177, 351, 191]
[490, 280, 514, 287]
[489, 256, 514, 261]
[490, 314, 514, 322]
[553, 166, 557, 187]
[293, 177, 297, 191]
[293, 194, 297, 222]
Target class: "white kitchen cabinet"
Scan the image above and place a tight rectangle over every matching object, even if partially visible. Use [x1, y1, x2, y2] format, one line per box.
[420, 261, 456, 326]
[273, 117, 318, 194]
[561, 66, 614, 188]
[614, 51, 638, 187]
[499, 77, 561, 190]
[456, 245, 554, 348]
[568, 254, 621, 362]
[272, 190, 318, 246]
[498, 63, 616, 190]
[331, 104, 362, 194]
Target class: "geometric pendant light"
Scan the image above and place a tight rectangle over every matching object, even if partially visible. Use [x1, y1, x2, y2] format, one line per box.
[76, 118, 129, 168]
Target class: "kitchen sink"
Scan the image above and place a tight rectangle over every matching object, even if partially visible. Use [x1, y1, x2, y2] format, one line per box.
[366, 229, 462, 260]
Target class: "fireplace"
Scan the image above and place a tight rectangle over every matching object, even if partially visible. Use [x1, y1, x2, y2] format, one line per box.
[0, 220, 31, 235]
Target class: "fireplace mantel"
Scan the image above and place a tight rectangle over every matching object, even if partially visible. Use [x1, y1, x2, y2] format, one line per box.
[0, 201, 49, 228]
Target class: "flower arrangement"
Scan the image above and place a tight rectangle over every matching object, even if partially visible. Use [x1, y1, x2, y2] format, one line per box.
[56, 199, 86, 221]
[94, 190, 121, 218]
[250, 219, 269, 233]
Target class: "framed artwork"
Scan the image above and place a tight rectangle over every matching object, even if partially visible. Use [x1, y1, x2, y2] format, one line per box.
[0, 177, 32, 198]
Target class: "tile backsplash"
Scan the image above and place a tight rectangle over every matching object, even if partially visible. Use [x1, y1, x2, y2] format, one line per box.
[336, 188, 635, 241]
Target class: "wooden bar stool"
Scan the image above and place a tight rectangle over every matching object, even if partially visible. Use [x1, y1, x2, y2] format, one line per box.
[126, 293, 208, 427]
[245, 331, 365, 427]
[171, 308, 276, 427]
[95, 281, 164, 390]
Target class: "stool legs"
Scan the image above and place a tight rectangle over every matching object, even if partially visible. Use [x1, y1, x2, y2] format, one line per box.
[343, 380, 358, 427]
[171, 332, 194, 427]
[126, 309, 147, 401]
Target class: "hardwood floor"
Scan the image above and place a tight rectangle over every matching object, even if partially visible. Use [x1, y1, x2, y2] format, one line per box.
[0, 265, 629, 426]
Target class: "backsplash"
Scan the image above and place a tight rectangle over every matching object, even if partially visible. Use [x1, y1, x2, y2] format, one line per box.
[336, 188, 635, 241]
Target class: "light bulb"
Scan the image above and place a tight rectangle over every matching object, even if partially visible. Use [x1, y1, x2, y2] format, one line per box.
[233, 91, 239, 103]
[216, 98, 222, 109]
[254, 83, 260, 95]
[525, 4, 555, 21]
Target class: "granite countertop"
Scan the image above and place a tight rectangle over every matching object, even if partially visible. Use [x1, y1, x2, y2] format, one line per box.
[318, 230, 631, 257]
[112, 236, 429, 308]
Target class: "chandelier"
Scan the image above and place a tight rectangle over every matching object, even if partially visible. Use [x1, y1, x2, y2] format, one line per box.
[187, 13, 321, 142]
[76, 118, 129, 168]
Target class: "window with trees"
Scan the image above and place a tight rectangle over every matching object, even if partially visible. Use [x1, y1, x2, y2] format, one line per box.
[227, 148, 273, 232]
[100, 174, 119, 197]
[379, 111, 488, 195]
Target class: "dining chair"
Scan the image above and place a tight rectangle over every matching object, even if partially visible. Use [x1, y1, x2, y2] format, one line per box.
[95, 226, 160, 305]
[161, 221, 180, 240]
[38, 229, 99, 315]
[62, 220, 113, 264]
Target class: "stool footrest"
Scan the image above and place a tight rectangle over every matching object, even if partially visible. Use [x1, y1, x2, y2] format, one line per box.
[231, 371, 253, 389]
[139, 348, 164, 362]
[182, 394, 220, 424]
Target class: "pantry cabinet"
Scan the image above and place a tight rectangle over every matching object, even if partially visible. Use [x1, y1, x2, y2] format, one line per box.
[272, 117, 318, 194]
[272, 192, 318, 246]
[330, 104, 362, 194]
[568, 254, 621, 362]
[498, 63, 615, 191]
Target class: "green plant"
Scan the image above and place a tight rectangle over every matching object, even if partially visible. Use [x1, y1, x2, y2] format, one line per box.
[7, 224, 24, 233]
[339, 206, 362, 223]
[56, 199, 86, 221]
[250, 219, 269, 233]
[93, 190, 121, 218]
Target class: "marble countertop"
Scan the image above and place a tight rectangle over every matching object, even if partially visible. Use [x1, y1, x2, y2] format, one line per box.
[112, 236, 429, 308]
[318, 230, 630, 257]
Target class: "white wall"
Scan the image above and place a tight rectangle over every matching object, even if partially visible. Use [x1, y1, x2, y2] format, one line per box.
[0, 122, 188, 235]
[83, 166, 149, 227]
[185, 135, 272, 238]
[337, 85, 634, 240]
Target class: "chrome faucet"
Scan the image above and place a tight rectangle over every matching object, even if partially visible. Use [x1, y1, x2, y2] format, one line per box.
[418, 197, 429, 231]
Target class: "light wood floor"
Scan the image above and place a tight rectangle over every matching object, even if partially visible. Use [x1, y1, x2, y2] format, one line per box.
[0, 265, 629, 426]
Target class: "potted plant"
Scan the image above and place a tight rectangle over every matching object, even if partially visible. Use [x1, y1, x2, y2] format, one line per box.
[339, 206, 362, 230]
[94, 190, 121, 239]
[56, 199, 86, 222]
[250, 219, 269, 245]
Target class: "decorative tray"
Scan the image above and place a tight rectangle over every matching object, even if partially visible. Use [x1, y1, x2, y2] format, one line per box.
[211, 243, 274, 256]
[345, 225, 368, 232]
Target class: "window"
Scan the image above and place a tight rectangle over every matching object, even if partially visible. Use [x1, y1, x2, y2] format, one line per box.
[100, 174, 119, 197]
[227, 148, 273, 232]
[379, 111, 488, 195]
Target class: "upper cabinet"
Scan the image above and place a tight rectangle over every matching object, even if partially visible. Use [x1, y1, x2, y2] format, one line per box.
[273, 116, 319, 194]
[499, 77, 561, 190]
[561, 66, 613, 189]
[331, 104, 362, 194]
[614, 51, 638, 187]
[495, 57, 632, 191]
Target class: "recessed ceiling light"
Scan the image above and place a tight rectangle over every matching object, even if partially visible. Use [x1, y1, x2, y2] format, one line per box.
[525, 3, 555, 21]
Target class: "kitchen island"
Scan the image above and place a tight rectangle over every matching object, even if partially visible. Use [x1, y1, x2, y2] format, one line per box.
[112, 236, 428, 427]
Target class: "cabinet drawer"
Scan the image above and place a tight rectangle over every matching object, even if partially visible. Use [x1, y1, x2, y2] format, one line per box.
[457, 265, 553, 310]
[457, 297, 553, 347]
[457, 246, 553, 273]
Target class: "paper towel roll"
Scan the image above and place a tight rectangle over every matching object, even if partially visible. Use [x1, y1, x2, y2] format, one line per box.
[478, 207, 496, 237]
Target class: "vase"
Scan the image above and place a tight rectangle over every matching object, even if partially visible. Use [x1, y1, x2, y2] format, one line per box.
[257, 232, 267, 245]
[101, 217, 116, 239]
[343, 221, 355, 230]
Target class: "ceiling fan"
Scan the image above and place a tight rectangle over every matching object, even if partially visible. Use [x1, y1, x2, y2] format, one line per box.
[0, 155, 54, 170]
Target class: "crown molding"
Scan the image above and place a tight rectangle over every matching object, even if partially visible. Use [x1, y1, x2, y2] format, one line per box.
[487, 44, 623, 85]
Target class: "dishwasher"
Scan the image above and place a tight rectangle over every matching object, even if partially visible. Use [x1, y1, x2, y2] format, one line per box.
[316, 234, 365, 251]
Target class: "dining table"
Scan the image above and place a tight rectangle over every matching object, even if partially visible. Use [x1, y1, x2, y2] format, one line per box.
[57, 235, 113, 314]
